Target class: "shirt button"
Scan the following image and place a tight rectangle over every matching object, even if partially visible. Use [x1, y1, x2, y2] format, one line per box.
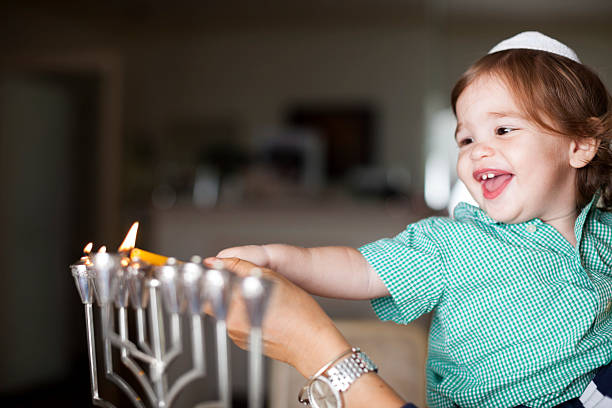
[526, 224, 537, 233]
[606, 301, 612, 313]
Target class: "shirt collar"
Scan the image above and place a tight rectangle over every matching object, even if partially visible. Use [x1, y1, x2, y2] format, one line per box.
[453, 202, 496, 224]
[574, 191, 600, 245]
[453, 192, 600, 243]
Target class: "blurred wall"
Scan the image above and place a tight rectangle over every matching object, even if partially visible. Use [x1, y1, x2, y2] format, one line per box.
[0, 3, 611, 197]
[123, 26, 427, 180]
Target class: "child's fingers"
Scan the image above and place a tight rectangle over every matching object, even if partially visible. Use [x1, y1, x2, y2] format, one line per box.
[215, 245, 268, 266]
[204, 256, 264, 278]
[216, 246, 249, 258]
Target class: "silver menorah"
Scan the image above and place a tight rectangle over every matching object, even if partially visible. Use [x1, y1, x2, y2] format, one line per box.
[70, 251, 273, 408]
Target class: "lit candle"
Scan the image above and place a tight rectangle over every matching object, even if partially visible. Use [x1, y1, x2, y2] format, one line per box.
[118, 222, 139, 253]
[82, 242, 93, 261]
[117, 221, 173, 266]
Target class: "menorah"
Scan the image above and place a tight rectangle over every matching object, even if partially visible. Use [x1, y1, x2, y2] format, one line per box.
[70, 236, 274, 408]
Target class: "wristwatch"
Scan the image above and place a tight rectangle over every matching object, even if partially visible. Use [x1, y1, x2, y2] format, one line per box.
[298, 347, 378, 408]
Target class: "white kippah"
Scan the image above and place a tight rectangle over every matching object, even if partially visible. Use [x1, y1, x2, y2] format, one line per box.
[488, 31, 581, 63]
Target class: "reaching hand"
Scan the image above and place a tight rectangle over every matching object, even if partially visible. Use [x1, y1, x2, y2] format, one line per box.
[216, 245, 271, 268]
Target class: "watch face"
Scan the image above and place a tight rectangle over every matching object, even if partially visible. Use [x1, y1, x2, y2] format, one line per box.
[308, 376, 342, 408]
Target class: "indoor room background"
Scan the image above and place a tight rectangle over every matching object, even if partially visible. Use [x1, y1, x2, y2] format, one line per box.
[1, 0, 611, 406]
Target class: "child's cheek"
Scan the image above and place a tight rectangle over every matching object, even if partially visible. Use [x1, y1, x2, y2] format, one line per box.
[456, 153, 470, 184]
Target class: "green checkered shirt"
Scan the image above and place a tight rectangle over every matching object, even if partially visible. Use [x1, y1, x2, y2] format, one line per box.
[359, 195, 612, 408]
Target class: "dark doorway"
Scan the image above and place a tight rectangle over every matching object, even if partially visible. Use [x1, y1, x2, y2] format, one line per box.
[0, 72, 100, 407]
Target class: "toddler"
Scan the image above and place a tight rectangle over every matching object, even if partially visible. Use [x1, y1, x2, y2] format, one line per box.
[217, 32, 612, 407]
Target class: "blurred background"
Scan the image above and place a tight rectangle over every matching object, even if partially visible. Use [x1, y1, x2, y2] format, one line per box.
[1, 0, 611, 406]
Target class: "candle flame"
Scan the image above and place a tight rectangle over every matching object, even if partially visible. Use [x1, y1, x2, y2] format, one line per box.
[83, 242, 93, 254]
[118, 222, 139, 252]
[98, 246, 107, 253]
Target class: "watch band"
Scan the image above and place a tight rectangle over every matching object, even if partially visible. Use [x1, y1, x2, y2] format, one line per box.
[298, 347, 378, 407]
[326, 349, 377, 392]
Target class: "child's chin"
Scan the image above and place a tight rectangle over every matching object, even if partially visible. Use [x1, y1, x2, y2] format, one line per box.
[486, 208, 526, 225]
[482, 205, 509, 222]
[487, 212, 506, 222]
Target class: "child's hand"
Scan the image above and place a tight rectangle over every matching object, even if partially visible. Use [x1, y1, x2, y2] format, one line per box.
[216, 245, 271, 268]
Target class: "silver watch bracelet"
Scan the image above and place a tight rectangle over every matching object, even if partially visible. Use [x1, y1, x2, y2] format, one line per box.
[298, 348, 355, 404]
[298, 347, 378, 405]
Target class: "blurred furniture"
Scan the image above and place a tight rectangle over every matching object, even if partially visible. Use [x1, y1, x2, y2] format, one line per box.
[151, 200, 419, 262]
[268, 319, 428, 408]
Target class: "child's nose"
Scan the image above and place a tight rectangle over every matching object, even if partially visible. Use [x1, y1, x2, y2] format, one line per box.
[470, 141, 495, 160]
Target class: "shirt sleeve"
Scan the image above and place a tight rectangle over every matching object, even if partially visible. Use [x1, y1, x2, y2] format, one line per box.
[359, 219, 446, 324]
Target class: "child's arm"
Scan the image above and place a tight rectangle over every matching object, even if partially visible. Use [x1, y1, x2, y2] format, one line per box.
[215, 244, 389, 300]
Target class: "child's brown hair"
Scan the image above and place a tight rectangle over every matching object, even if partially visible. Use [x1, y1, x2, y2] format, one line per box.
[451, 49, 612, 210]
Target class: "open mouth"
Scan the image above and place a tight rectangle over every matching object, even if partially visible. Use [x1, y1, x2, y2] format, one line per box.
[474, 170, 513, 200]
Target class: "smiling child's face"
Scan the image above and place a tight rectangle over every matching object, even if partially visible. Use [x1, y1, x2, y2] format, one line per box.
[455, 74, 578, 224]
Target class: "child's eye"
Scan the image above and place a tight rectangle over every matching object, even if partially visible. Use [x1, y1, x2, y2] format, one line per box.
[495, 127, 513, 135]
[457, 137, 473, 147]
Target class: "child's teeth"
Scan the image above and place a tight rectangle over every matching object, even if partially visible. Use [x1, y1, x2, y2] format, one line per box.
[481, 173, 496, 180]
[487, 173, 495, 179]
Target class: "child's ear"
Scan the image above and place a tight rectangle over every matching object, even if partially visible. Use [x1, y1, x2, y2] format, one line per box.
[569, 137, 600, 169]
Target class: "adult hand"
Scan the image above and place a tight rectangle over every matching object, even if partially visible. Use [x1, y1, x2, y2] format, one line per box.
[205, 256, 350, 377]
[206, 256, 409, 407]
